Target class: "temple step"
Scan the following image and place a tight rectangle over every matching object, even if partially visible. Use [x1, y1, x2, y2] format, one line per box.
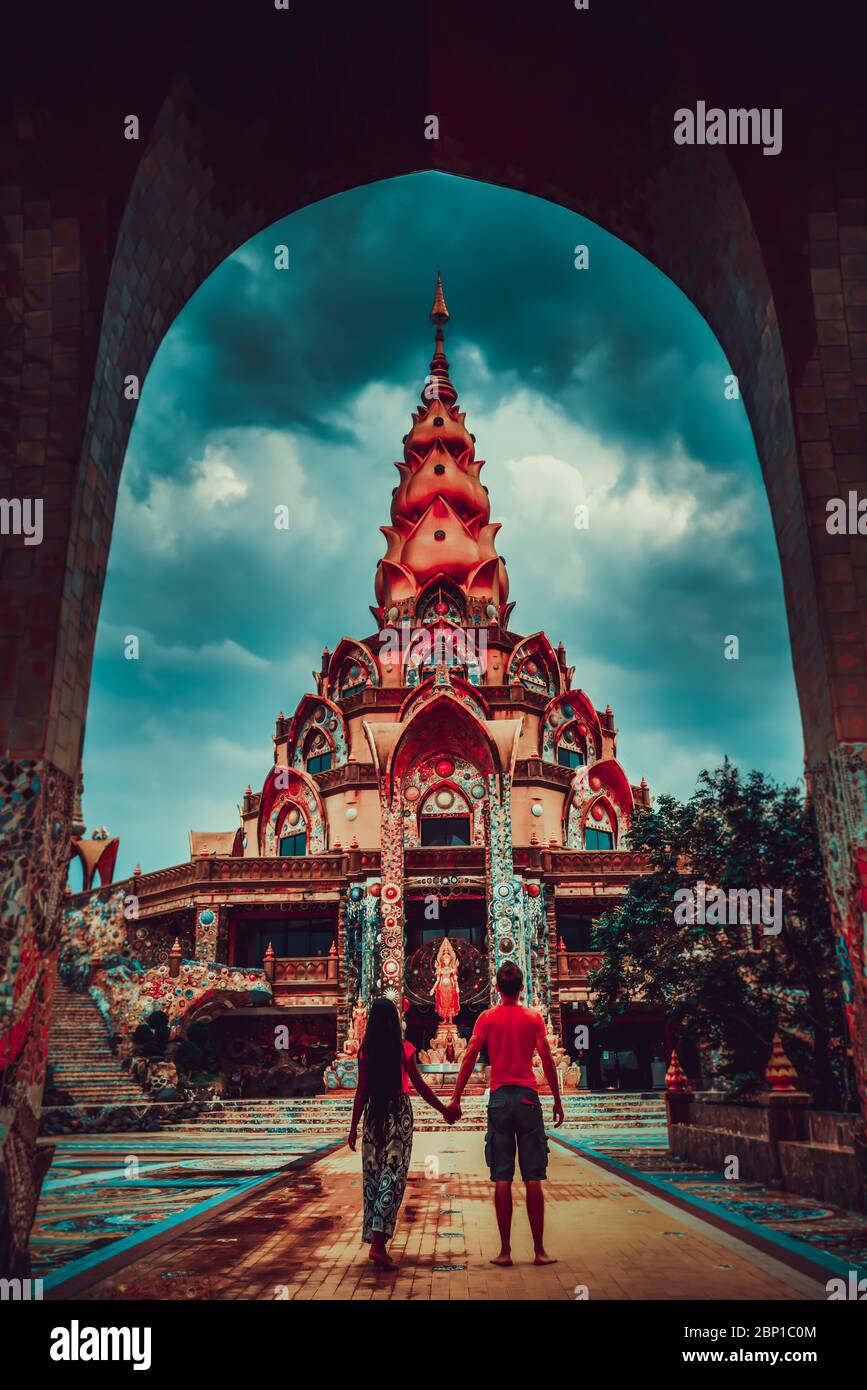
[47, 979, 148, 1104]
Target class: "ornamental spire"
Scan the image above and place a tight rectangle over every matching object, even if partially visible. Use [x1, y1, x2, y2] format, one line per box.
[373, 276, 510, 626]
[425, 270, 456, 407]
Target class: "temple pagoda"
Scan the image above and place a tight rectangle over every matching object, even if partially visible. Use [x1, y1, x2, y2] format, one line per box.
[66, 277, 667, 1092]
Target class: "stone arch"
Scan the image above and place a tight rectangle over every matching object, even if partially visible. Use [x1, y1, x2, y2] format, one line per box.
[326, 639, 380, 697]
[507, 634, 563, 699]
[541, 691, 601, 764]
[256, 766, 327, 856]
[388, 691, 505, 793]
[564, 758, 635, 849]
[5, 1, 867, 1271]
[286, 695, 348, 772]
[399, 673, 490, 725]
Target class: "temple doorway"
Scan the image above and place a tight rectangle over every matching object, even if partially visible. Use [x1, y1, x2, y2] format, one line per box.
[403, 895, 488, 1051]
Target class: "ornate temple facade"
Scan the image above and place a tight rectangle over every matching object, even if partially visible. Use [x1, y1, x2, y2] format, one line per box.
[66, 278, 667, 1092]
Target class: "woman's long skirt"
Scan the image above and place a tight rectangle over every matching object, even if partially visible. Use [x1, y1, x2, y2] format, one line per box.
[361, 1095, 414, 1243]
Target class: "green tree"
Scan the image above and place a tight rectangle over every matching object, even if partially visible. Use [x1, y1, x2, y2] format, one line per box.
[590, 761, 852, 1107]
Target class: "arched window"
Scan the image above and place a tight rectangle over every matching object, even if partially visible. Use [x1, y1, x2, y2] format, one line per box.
[419, 783, 473, 846]
[516, 656, 551, 695]
[556, 723, 587, 770]
[304, 729, 333, 775]
[338, 658, 368, 696]
[278, 804, 308, 856]
[420, 814, 471, 846]
[584, 802, 615, 850]
[279, 829, 308, 857]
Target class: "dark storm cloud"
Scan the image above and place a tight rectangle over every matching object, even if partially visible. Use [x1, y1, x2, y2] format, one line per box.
[83, 172, 804, 876]
[130, 173, 744, 486]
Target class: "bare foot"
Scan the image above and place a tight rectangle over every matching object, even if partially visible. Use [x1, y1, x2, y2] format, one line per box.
[490, 1251, 513, 1267]
[368, 1247, 397, 1270]
[534, 1251, 557, 1265]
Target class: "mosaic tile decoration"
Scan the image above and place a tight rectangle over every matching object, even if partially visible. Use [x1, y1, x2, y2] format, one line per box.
[555, 1136, 867, 1278]
[32, 1129, 339, 1282]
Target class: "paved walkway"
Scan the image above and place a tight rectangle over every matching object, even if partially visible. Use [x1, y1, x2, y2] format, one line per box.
[77, 1132, 824, 1301]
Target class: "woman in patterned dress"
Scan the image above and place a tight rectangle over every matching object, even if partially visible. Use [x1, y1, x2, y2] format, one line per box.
[348, 997, 453, 1269]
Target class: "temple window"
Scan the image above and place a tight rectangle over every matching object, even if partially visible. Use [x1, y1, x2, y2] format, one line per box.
[279, 830, 308, 857]
[420, 815, 471, 847]
[306, 752, 333, 774]
[338, 659, 368, 696]
[584, 826, 614, 850]
[557, 745, 586, 769]
[557, 915, 599, 951]
[518, 659, 547, 693]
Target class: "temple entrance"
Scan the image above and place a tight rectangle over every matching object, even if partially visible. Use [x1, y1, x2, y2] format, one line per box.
[403, 895, 488, 1051]
[561, 1007, 680, 1091]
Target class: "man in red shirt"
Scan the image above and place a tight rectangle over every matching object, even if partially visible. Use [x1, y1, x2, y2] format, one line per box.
[446, 961, 564, 1266]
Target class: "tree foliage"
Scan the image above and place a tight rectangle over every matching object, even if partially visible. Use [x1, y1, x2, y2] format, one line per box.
[590, 761, 852, 1107]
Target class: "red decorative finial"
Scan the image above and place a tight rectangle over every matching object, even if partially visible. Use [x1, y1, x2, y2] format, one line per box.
[430, 270, 449, 326]
[765, 1032, 798, 1092]
[665, 1049, 689, 1092]
[426, 271, 457, 407]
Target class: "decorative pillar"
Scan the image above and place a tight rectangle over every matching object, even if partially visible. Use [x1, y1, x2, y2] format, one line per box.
[524, 881, 547, 1014]
[811, 745, 867, 1120]
[0, 758, 74, 1277]
[336, 891, 351, 1054]
[215, 904, 229, 964]
[346, 878, 382, 1011]
[194, 904, 219, 961]
[378, 780, 405, 1006]
[263, 941, 276, 984]
[484, 770, 524, 1003]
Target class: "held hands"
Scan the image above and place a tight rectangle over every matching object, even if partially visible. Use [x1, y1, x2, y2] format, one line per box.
[443, 1101, 462, 1125]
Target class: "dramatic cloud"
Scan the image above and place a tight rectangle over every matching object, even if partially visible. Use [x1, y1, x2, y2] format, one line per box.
[81, 173, 803, 876]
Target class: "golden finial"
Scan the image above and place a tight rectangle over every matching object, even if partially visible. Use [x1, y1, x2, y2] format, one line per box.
[429, 270, 449, 326]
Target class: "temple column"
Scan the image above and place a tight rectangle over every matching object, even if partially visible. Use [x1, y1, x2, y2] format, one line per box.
[810, 745, 867, 1117]
[194, 903, 219, 961]
[485, 771, 524, 1003]
[378, 784, 405, 1005]
[0, 758, 74, 1276]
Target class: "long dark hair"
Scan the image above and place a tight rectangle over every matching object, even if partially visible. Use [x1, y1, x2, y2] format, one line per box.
[361, 998, 404, 1139]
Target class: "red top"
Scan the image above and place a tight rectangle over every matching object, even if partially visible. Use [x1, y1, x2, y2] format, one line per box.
[359, 1039, 416, 1094]
[472, 1003, 546, 1092]
[400, 1039, 414, 1093]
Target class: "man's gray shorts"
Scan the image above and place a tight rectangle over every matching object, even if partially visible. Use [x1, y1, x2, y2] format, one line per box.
[484, 1085, 549, 1182]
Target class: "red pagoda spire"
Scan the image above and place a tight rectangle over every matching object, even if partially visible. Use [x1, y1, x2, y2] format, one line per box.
[374, 275, 509, 624]
[426, 271, 457, 407]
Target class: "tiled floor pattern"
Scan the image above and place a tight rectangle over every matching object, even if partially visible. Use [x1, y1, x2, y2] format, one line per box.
[588, 1145, 867, 1275]
[32, 1131, 334, 1278]
[74, 1131, 822, 1301]
[34, 1089, 667, 1281]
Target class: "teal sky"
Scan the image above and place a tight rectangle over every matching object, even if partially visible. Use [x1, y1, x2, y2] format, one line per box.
[78, 172, 804, 880]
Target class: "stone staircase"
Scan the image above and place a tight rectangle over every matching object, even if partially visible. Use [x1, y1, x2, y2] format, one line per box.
[169, 1089, 668, 1142]
[47, 979, 146, 1105]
